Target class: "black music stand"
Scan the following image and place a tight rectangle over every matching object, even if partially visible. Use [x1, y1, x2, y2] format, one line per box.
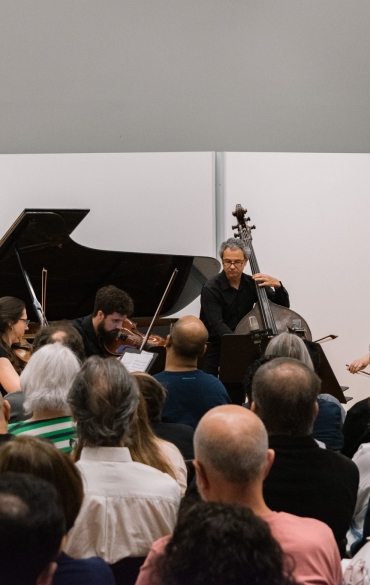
[219, 335, 268, 405]
[219, 334, 346, 404]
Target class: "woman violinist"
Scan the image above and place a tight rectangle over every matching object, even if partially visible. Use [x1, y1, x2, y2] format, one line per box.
[0, 296, 29, 395]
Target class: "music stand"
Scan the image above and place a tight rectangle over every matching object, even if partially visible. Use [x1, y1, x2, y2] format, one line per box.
[219, 334, 346, 404]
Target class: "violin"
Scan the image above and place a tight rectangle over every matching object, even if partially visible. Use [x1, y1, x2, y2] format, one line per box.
[104, 318, 166, 357]
[232, 205, 312, 340]
[12, 339, 33, 368]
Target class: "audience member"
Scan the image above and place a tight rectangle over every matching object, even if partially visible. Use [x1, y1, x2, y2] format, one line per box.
[6, 321, 85, 423]
[346, 441, 370, 549]
[33, 320, 85, 363]
[0, 436, 115, 585]
[251, 357, 359, 555]
[137, 501, 298, 585]
[342, 397, 370, 458]
[138, 405, 342, 585]
[8, 343, 80, 453]
[134, 372, 194, 460]
[129, 392, 187, 495]
[0, 471, 65, 585]
[265, 333, 345, 450]
[155, 316, 230, 429]
[65, 356, 181, 567]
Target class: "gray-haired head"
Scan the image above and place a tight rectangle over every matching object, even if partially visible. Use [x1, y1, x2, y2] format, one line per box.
[219, 238, 251, 261]
[21, 342, 80, 415]
[252, 357, 321, 436]
[194, 405, 269, 486]
[68, 356, 139, 447]
[265, 333, 314, 370]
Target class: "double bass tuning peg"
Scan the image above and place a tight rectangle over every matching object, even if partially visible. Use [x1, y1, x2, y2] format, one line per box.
[234, 233, 240, 238]
[232, 225, 239, 230]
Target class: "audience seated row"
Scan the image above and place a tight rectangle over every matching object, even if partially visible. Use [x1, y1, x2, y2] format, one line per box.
[0, 319, 368, 584]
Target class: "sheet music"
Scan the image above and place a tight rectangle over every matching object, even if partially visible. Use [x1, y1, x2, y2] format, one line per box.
[120, 349, 155, 373]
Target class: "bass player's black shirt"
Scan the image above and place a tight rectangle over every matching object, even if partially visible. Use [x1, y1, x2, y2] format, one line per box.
[200, 270, 290, 343]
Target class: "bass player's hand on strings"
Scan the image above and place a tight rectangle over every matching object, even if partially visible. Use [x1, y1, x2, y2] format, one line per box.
[252, 273, 281, 289]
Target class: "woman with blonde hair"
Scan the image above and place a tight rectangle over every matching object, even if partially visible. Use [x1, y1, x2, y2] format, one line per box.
[132, 372, 187, 495]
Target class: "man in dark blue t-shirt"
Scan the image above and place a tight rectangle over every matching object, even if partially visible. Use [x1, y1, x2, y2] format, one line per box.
[155, 316, 230, 429]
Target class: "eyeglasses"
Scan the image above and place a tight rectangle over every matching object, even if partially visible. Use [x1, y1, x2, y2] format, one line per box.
[19, 319, 30, 326]
[222, 260, 245, 267]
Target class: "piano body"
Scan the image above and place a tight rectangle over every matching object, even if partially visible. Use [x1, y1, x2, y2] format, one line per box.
[0, 209, 221, 344]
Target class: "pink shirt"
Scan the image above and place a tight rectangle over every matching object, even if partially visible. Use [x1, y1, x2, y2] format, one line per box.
[135, 511, 342, 585]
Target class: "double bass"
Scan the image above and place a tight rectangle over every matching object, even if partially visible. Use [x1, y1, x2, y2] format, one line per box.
[231, 204, 312, 340]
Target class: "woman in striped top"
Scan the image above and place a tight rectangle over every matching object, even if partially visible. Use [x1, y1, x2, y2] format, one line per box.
[8, 342, 80, 453]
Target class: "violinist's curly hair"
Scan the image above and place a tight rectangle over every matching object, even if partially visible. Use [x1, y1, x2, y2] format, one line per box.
[155, 501, 297, 585]
[68, 356, 139, 447]
[92, 286, 134, 318]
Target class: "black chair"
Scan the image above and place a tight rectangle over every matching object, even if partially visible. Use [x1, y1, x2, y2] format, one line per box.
[110, 556, 146, 585]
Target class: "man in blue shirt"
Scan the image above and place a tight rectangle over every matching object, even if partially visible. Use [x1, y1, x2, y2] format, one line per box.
[155, 316, 230, 429]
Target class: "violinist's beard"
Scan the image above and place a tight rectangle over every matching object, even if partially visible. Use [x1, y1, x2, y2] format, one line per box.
[97, 322, 120, 344]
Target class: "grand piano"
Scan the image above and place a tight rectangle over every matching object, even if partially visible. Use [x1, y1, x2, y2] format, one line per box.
[0, 209, 221, 338]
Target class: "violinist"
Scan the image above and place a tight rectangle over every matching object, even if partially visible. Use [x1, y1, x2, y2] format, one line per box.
[200, 238, 289, 376]
[73, 285, 134, 358]
[0, 296, 29, 395]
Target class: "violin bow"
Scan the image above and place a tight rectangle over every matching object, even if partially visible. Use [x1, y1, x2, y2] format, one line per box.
[139, 268, 179, 351]
[346, 365, 370, 378]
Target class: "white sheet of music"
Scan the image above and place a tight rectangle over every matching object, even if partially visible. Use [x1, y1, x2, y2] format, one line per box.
[120, 350, 155, 373]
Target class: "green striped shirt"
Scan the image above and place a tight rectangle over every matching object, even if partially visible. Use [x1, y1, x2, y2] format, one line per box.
[8, 416, 76, 453]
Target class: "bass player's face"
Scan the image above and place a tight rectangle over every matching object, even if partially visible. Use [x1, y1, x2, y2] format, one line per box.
[222, 248, 247, 281]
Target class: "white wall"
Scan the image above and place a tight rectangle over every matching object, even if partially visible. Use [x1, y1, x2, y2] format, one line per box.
[0, 152, 215, 316]
[1, 1, 370, 155]
[224, 152, 370, 403]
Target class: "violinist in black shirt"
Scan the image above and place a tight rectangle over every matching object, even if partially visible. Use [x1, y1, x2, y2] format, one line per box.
[200, 238, 289, 376]
[73, 285, 134, 358]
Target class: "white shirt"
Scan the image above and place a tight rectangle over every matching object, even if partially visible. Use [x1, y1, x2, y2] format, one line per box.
[65, 446, 181, 564]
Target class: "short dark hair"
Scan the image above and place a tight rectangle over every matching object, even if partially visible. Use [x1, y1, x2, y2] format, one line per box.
[68, 356, 139, 447]
[155, 501, 297, 585]
[252, 357, 321, 436]
[133, 372, 167, 422]
[0, 472, 65, 585]
[0, 436, 83, 532]
[92, 285, 134, 318]
[33, 320, 85, 363]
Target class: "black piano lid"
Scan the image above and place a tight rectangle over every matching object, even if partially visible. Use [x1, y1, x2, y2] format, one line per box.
[0, 209, 221, 321]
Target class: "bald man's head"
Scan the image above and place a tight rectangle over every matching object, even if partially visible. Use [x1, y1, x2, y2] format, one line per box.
[169, 316, 208, 360]
[194, 405, 269, 485]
